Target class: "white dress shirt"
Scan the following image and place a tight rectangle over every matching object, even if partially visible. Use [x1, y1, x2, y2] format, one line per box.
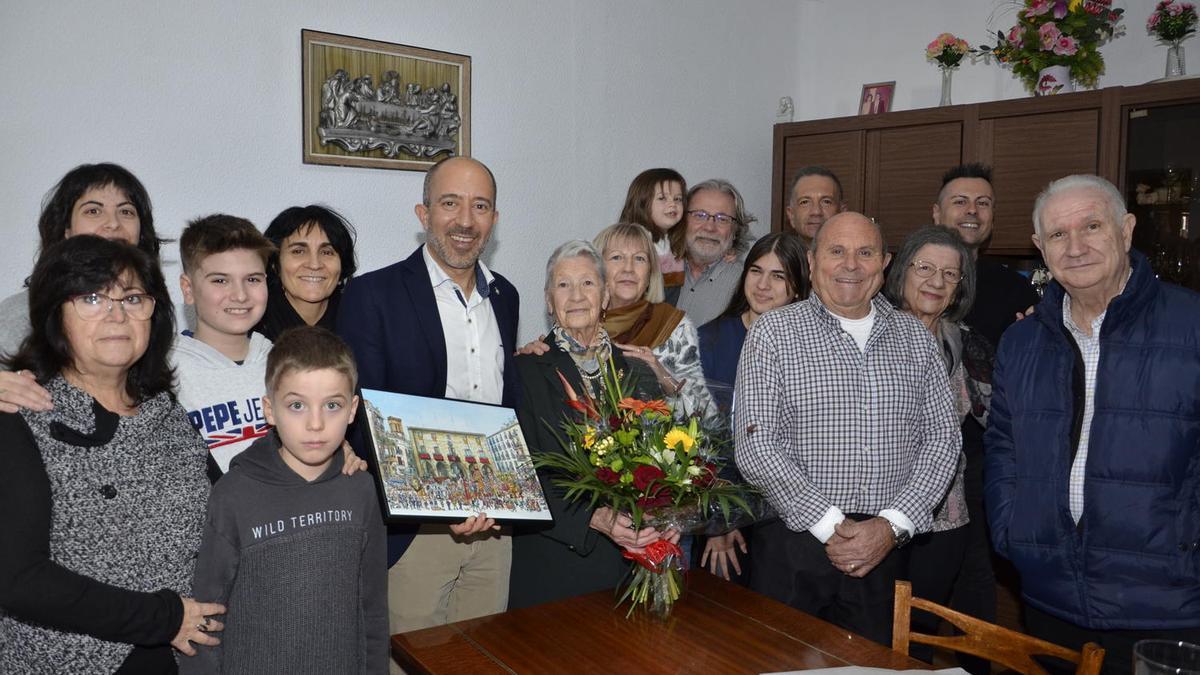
[423, 247, 505, 405]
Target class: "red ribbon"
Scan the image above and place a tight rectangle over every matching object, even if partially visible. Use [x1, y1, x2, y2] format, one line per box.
[622, 539, 684, 572]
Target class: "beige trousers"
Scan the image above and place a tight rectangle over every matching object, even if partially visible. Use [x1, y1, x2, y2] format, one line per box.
[388, 524, 511, 673]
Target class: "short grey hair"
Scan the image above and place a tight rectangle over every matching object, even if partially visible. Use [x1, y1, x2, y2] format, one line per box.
[543, 240, 605, 292]
[788, 165, 844, 204]
[687, 179, 756, 255]
[884, 225, 976, 324]
[593, 223, 664, 304]
[1032, 174, 1126, 237]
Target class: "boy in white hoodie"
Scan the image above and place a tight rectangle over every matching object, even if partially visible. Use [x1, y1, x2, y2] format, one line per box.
[172, 215, 275, 479]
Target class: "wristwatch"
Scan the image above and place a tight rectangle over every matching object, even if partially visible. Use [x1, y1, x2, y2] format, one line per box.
[887, 519, 911, 549]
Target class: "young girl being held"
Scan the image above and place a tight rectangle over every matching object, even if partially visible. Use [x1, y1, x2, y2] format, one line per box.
[618, 168, 687, 279]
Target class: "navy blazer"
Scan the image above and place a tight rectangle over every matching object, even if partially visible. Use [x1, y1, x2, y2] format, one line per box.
[337, 245, 521, 565]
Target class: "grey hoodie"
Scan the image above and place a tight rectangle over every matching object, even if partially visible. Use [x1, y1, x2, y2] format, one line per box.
[170, 331, 273, 473]
[183, 433, 388, 674]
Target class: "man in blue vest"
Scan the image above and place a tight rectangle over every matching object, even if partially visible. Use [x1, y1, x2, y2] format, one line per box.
[985, 174, 1200, 675]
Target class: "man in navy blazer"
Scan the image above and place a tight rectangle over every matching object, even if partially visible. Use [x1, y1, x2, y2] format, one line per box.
[337, 157, 520, 655]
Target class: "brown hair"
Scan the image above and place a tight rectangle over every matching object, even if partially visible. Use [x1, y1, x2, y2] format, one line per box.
[618, 168, 687, 244]
[265, 325, 358, 396]
[180, 214, 275, 274]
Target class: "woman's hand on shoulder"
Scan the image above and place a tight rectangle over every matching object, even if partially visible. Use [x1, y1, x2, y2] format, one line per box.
[515, 335, 549, 356]
[340, 441, 368, 476]
[0, 369, 52, 414]
[172, 597, 226, 656]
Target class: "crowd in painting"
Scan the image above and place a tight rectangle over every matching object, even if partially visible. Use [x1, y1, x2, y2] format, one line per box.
[0, 156, 1197, 675]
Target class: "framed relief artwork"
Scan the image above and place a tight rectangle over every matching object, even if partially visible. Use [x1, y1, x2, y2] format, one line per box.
[859, 81, 896, 115]
[301, 29, 471, 171]
[359, 389, 553, 524]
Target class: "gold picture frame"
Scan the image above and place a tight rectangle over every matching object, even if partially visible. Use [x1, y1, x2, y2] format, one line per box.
[302, 29, 471, 172]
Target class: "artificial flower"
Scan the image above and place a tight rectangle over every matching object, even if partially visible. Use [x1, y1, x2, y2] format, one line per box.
[663, 428, 695, 454]
[1054, 35, 1079, 55]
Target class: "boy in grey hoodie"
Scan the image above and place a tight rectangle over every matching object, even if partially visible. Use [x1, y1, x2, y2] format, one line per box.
[182, 326, 388, 674]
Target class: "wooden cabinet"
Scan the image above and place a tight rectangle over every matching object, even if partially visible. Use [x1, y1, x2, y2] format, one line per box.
[771, 80, 1200, 256]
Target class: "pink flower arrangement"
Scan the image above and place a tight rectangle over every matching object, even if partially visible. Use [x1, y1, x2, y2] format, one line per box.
[926, 32, 973, 69]
[979, 0, 1124, 92]
[1147, 1, 1198, 42]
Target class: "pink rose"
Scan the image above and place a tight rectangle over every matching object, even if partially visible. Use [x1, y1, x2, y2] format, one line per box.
[1148, 12, 1162, 29]
[1040, 21, 1063, 48]
[1053, 35, 1079, 55]
[1168, 2, 1184, 15]
[1026, 0, 1053, 17]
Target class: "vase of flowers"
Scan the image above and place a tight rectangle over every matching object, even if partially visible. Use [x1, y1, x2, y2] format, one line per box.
[980, 0, 1125, 94]
[926, 33, 972, 106]
[1147, 1, 1197, 78]
[534, 362, 759, 619]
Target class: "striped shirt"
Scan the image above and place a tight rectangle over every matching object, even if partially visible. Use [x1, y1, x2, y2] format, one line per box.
[733, 294, 960, 537]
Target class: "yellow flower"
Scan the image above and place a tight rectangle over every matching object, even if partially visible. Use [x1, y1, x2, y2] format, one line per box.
[663, 428, 695, 454]
[1068, 0, 1083, 10]
[582, 429, 596, 448]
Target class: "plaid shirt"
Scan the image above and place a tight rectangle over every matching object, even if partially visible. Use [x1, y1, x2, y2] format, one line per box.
[733, 294, 961, 535]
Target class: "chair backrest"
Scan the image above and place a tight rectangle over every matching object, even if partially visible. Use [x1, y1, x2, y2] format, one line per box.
[891, 581, 1105, 675]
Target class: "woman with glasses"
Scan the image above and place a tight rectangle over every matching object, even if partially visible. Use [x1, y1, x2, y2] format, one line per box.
[882, 225, 992, 666]
[0, 236, 223, 673]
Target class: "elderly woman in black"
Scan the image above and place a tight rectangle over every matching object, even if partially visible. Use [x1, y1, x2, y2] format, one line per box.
[883, 225, 990, 666]
[509, 240, 669, 609]
[0, 236, 222, 673]
[254, 204, 358, 340]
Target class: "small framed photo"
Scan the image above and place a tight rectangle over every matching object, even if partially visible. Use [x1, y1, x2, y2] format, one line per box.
[359, 389, 553, 524]
[301, 29, 471, 172]
[859, 81, 896, 115]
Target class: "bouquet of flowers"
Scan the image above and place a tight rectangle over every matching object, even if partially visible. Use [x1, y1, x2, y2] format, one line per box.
[980, 0, 1125, 92]
[926, 32, 973, 69]
[1147, 1, 1198, 43]
[534, 360, 759, 618]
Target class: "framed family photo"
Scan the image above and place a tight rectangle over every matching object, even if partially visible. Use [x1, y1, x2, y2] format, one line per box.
[359, 389, 552, 524]
[301, 29, 471, 172]
[859, 81, 895, 115]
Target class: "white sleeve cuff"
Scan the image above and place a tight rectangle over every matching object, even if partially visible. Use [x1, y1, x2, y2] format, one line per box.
[808, 506, 846, 543]
[878, 509, 914, 537]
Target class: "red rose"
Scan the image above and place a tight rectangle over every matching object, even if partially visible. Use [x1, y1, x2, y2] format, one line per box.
[633, 465, 665, 491]
[694, 463, 718, 488]
[595, 467, 620, 485]
[608, 414, 623, 430]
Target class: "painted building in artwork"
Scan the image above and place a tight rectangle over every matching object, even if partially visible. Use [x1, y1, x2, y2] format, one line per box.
[364, 400, 409, 480]
[407, 426, 498, 481]
[485, 418, 530, 478]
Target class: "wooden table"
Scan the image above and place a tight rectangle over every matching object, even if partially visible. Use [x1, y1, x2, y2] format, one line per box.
[392, 571, 928, 674]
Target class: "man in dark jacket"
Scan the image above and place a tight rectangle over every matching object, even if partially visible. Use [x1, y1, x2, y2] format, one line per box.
[337, 157, 520, 668]
[985, 174, 1200, 675]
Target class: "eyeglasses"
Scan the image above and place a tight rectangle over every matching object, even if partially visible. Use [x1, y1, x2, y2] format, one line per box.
[69, 292, 156, 321]
[910, 260, 962, 285]
[687, 210, 739, 226]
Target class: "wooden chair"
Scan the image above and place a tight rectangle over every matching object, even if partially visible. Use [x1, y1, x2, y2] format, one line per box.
[892, 581, 1105, 675]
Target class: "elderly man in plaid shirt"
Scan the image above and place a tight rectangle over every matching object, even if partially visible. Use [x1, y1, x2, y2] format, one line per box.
[734, 211, 960, 645]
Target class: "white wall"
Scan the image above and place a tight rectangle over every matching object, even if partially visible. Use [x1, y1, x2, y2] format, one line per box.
[793, 0, 1182, 121]
[0, 0, 797, 340]
[0, 1, 1179, 341]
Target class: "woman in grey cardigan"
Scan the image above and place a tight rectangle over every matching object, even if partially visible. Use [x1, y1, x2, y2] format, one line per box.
[0, 236, 222, 673]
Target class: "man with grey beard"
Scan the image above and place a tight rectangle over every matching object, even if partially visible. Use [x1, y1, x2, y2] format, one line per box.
[669, 179, 753, 327]
[338, 156, 521, 672]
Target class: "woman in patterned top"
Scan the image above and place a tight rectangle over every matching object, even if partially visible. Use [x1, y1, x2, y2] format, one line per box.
[593, 222, 721, 428]
[883, 225, 990, 666]
[0, 236, 222, 673]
